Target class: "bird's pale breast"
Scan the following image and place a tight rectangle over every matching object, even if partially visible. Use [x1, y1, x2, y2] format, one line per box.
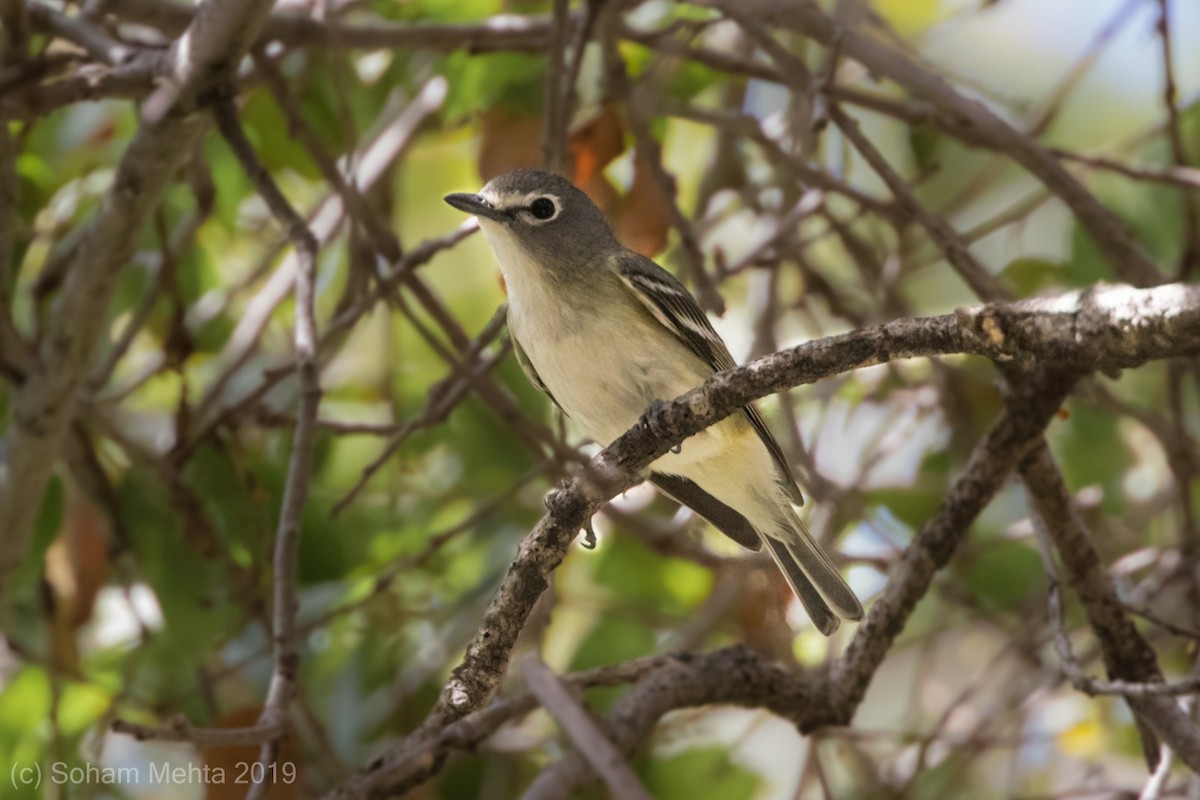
[481, 220, 770, 490]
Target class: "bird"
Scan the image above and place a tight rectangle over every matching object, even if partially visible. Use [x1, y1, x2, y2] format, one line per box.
[445, 169, 863, 635]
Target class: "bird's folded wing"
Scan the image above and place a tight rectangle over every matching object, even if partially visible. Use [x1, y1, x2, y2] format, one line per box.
[510, 325, 564, 413]
[616, 252, 805, 507]
[649, 473, 761, 551]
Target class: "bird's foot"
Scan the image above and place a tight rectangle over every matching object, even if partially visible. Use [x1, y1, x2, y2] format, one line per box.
[543, 478, 572, 511]
[640, 399, 682, 454]
[543, 480, 598, 550]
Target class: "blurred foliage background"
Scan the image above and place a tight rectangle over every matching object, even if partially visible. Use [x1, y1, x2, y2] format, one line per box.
[3, 0, 1200, 797]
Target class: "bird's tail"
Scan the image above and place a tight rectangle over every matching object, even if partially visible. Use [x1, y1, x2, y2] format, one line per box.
[761, 510, 863, 636]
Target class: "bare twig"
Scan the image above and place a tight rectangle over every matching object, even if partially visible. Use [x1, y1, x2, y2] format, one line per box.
[827, 103, 1013, 302]
[113, 89, 326, 773]
[332, 305, 510, 515]
[0, 54, 162, 121]
[211, 94, 323, 799]
[540, 0, 573, 173]
[1155, 0, 1200, 277]
[1046, 577, 1200, 698]
[522, 656, 653, 800]
[604, 22, 726, 313]
[192, 77, 447, 429]
[830, 368, 1078, 716]
[723, 0, 1165, 287]
[27, 3, 136, 65]
[105, 0, 559, 52]
[1050, 148, 1200, 190]
[112, 716, 283, 747]
[0, 122, 27, 378]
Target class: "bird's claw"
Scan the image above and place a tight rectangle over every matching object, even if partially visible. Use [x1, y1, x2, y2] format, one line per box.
[578, 518, 598, 550]
[544, 482, 598, 550]
[640, 399, 682, 454]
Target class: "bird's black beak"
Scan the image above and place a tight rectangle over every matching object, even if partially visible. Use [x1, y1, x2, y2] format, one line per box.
[444, 193, 506, 222]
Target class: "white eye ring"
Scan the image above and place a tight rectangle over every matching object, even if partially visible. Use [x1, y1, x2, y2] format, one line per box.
[524, 196, 559, 223]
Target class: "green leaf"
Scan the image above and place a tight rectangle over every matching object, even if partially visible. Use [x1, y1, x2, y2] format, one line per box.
[0, 667, 51, 766]
[1002, 257, 1067, 295]
[1054, 401, 1134, 514]
[55, 682, 111, 736]
[569, 614, 655, 674]
[635, 747, 759, 800]
[909, 124, 941, 170]
[441, 51, 545, 120]
[959, 539, 1042, 612]
[240, 89, 322, 181]
[592, 531, 710, 614]
[874, 0, 945, 34]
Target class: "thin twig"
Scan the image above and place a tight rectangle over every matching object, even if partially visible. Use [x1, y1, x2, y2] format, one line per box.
[332, 306, 510, 515]
[212, 94, 323, 799]
[540, 0, 573, 173]
[522, 656, 653, 800]
[827, 103, 1012, 302]
[1021, 443, 1200, 771]
[1155, 0, 1200, 278]
[720, 0, 1165, 287]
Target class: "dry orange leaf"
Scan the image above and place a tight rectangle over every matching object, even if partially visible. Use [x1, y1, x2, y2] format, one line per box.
[44, 478, 110, 674]
[478, 107, 543, 181]
[732, 569, 798, 664]
[570, 104, 625, 183]
[476, 103, 670, 256]
[616, 149, 672, 257]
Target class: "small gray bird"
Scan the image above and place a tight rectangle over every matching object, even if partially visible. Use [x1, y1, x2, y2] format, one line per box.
[445, 169, 863, 635]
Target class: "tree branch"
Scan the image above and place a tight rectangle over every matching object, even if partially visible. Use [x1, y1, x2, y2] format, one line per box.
[211, 94, 323, 799]
[1023, 443, 1200, 772]
[328, 282, 1198, 798]
[0, 0, 278, 607]
[521, 656, 653, 800]
[428, 284, 1198, 720]
[727, 0, 1165, 288]
[103, 0, 558, 52]
[830, 369, 1078, 717]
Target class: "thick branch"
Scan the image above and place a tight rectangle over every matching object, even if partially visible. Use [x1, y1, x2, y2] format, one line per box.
[0, 0, 277, 603]
[330, 282, 1196, 797]
[1023, 444, 1200, 772]
[830, 369, 1077, 715]
[104, 0, 556, 52]
[430, 284, 1197, 722]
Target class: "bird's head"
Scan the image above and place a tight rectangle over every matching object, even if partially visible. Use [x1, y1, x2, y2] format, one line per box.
[444, 169, 618, 281]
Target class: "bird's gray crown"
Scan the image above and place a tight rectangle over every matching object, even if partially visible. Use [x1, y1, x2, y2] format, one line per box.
[479, 169, 612, 233]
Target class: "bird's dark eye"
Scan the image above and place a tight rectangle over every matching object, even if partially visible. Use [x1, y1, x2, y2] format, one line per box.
[529, 198, 556, 220]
